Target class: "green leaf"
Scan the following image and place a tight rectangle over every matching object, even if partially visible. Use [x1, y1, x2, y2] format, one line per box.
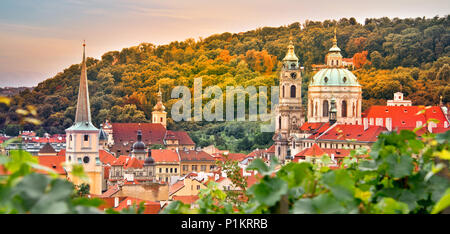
[321, 170, 355, 201]
[431, 188, 450, 214]
[248, 177, 288, 207]
[384, 154, 414, 178]
[292, 193, 348, 214]
[374, 198, 410, 214]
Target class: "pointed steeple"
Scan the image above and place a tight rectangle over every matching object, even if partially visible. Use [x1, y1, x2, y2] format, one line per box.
[75, 41, 92, 123]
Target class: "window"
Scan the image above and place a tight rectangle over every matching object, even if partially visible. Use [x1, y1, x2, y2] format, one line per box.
[160, 117, 163, 122]
[279, 116, 282, 130]
[166, 168, 168, 173]
[210, 165, 215, 170]
[323, 100, 329, 117]
[290, 63, 296, 69]
[68, 156, 71, 162]
[159, 168, 162, 173]
[175, 168, 177, 173]
[183, 165, 188, 171]
[83, 156, 89, 164]
[84, 135, 89, 141]
[201, 165, 206, 171]
[342, 100, 347, 117]
[290, 85, 296, 98]
[192, 165, 197, 171]
[95, 157, 100, 165]
[170, 168, 173, 173]
[197, 185, 200, 190]
[282, 86, 285, 98]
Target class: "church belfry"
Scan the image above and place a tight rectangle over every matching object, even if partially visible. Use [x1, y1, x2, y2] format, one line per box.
[65, 42, 102, 195]
[152, 87, 167, 127]
[274, 38, 304, 162]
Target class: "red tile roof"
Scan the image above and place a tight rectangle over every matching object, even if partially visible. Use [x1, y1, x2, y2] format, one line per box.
[111, 155, 144, 169]
[172, 131, 195, 145]
[178, 150, 215, 162]
[57, 149, 66, 156]
[295, 143, 326, 157]
[100, 185, 120, 197]
[218, 153, 248, 162]
[35, 155, 66, 175]
[108, 123, 166, 154]
[172, 195, 199, 204]
[151, 149, 179, 163]
[114, 197, 161, 214]
[99, 150, 116, 165]
[318, 125, 386, 142]
[38, 143, 56, 154]
[363, 105, 449, 129]
[266, 145, 275, 153]
[169, 180, 185, 196]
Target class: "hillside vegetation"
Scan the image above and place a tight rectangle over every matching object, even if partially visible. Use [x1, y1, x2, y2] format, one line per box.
[0, 16, 449, 152]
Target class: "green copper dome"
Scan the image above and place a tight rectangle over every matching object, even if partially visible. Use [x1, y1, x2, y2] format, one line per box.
[310, 68, 360, 86]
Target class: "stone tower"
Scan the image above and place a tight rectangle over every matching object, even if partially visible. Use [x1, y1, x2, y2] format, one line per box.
[65, 42, 102, 195]
[274, 39, 304, 162]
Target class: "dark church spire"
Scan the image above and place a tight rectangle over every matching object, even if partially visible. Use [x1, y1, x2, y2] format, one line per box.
[74, 41, 92, 123]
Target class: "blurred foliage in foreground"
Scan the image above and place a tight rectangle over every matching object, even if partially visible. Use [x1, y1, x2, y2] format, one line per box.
[164, 129, 450, 214]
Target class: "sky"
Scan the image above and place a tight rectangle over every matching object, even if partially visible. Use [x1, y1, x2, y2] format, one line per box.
[0, 0, 448, 87]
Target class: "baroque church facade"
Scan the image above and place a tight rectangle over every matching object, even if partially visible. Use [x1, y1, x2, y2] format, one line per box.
[273, 30, 449, 164]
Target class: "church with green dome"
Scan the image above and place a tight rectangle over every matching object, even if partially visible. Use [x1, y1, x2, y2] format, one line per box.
[307, 29, 362, 125]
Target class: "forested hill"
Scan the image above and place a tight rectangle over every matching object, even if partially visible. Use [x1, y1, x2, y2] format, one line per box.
[1, 16, 449, 141]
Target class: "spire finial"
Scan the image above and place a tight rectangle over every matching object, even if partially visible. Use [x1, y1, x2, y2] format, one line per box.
[332, 28, 337, 46]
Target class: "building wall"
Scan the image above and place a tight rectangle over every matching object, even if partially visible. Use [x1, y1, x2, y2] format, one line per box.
[180, 161, 216, 176]
[169, 178, 206, 199]
[116, 183, 169, 201]
[155, 163, 180, 183]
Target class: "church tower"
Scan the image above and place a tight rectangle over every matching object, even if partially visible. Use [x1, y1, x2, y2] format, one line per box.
[274, 39, 304, 162]
[152, 87, 167, 128]
[65, 42, 102, 195]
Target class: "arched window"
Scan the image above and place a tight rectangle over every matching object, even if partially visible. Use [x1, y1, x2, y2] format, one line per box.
[279, 116, 282, 130]
[331, 60, 334, 66]
[282, 86, 285, 98]
[290, 63, 296, 69]
[323, 100, 329, 117]
[278, 147, 281, 156]
[310, 100, 314, 117]
[290, 85, 296, 98]
[342, 100, 347, 117]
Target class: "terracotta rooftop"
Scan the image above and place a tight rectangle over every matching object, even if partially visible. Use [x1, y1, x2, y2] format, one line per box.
[172, 195, 199, 205]
[178, 150, 215, 162]
[151, 149, 179, 163]
[363, 105, 449, 129]
[34, 155, 66, 175]
[38, 143, 56, 154]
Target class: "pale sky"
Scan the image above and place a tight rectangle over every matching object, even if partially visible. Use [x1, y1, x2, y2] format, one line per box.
[0, 0, 448, 87]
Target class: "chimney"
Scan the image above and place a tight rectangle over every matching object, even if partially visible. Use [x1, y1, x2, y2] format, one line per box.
[114, 197, 119, 208]
[416, 121, 423, 128]
[427, 122, 436, 133]
[386, 118, 392, 131]
[363, 118, 368, 131]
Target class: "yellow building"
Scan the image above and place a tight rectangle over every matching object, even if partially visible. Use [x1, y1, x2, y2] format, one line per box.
[152, 87, 167, 128]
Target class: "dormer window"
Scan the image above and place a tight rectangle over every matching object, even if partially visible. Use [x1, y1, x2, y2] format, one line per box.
[84, 135, 89, 141]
